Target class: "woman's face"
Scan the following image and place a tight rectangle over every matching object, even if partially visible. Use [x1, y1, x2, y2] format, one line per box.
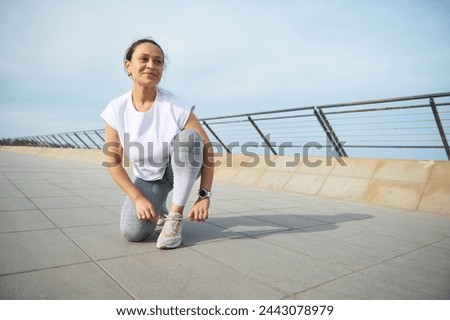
[125, 42, 164, 87]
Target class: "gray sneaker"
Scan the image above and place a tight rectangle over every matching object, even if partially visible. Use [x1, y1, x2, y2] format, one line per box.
[156, 212, 183, 249]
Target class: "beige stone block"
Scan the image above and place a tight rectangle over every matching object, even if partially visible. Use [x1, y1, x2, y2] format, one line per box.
[428, 162, 450, 186]
[296, 156, 338, 175]
[231, 168, 266, 185]
[90, 151, 105, 166]
[213, 167, 240, 182]
[215, 154, 248, 169]
[211, 154, 229, 171]
[318, 176, 370, 201]
[363, 179, 425, 210]
[65, 149, 85, 161]
[330, 157, 380, 179]
[266, 155, 301, 172]
[12, 146, 44, 155]
[418, 183, 450, 214]
[39, 148, 63, 159]
[282, 173, 327, 195]
[255, 171, 292, 190]
[373, 159, 432, 184]
[237, 155, 269, 170]
[77, 150, 101, 165]
[55, 149, 73, 159]
[0, 146, 15, 152]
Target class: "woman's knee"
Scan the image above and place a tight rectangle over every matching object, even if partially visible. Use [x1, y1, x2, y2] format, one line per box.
[121, 224, 154, 242]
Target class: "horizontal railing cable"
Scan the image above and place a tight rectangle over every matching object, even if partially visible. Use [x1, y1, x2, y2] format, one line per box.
[2, 92, 450, 160]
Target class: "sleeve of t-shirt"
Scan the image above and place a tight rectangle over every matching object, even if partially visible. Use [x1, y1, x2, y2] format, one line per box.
[173, 93, 195, 129]
[180, 104, 195, 129]
[100, 102, 118, 130]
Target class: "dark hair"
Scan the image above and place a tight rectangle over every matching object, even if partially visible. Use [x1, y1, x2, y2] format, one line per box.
[124, 38, 166, 65]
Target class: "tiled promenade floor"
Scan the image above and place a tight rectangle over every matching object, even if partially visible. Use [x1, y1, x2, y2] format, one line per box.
[0, 151, 449, 299]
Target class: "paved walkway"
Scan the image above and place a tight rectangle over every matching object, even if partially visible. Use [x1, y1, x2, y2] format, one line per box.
[0, 150, 449, 299]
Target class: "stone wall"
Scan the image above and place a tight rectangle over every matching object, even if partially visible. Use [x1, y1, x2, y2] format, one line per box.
[2, 146, 449, 215]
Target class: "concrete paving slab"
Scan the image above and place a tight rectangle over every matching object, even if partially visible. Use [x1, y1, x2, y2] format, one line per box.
[20, 188, 75, 198]
[102, 205, 123, 216]
[29, 195, 96, 210]
[340, 230, 430, 256]
[42, 207, 119, 228]
[400, 244, 450, 272]
[69, 187, 125, 197]
[253, 196, 317, 210]
[256, 230, 396, 271]
[63, 224, 159, 260]
[0, 262, 132, 300]
[181, 220, 245, 246]
[0, 210, 55, 233]
[0, 181, 24, 198]
[208, 199, 262, 214]
[0, 197, 37, 212]
[359, 256, 450, 299]
[81, 194, 127, 206]
[0, 229, 90, 275]
[348, 220, 447, 246]
[99, 248, 284, 299]
[291, 271, 437, 300]
[193, 237, 353, 295]
[234, 210, 331, 229]
[206, 213, 290, 236]
[1, 150, 449, 300]
[433, 238, 450, 251]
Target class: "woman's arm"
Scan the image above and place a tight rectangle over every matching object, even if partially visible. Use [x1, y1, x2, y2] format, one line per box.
[183, 112, 214, 221]
[103, 123, 157, 221]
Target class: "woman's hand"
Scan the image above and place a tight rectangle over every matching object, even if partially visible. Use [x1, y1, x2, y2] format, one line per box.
[135, 195, 157, 221]
[188, 198, 210, 222]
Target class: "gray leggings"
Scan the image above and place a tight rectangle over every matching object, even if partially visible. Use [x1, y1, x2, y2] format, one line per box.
[120, 129, 203, 242]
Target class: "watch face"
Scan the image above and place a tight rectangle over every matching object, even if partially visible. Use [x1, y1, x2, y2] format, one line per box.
[199, 189, 207, 197]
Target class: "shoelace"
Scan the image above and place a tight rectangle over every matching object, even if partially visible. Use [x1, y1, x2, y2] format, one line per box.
[157, 208, 169, 226]
[160, 214, 183, 236]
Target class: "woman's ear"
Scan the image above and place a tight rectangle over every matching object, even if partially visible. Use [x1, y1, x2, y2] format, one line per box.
[124, 60, 131, 76]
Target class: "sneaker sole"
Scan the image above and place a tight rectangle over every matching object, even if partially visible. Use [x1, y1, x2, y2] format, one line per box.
[156, 241, 181, 249]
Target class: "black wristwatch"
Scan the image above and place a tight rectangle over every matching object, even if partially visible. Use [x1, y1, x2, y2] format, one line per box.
[198, 188, 212, 199]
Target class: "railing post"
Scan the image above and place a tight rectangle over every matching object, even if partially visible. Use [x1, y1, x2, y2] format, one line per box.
[51, 135, 65, 148]
[313, 107, 348, 157]
[36, 136, 49, 147]
[30, 137, 37, 147]
[43, 135, 56, 147]
[430, 98, 450, 160]
[247, 116, 278, 155]
[202, 121, 231, 154]
[84, 132, 101, 149]
[58, 134, 71, 148]
[73, 132, 91, 149]
[26, 138, 35, 146]
[66, 134, 81, 148]
[29, 137, 40, 147]
[94, 130, 105, 143]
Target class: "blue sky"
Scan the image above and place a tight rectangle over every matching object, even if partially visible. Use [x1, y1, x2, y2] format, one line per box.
[0, 0, 449, 138]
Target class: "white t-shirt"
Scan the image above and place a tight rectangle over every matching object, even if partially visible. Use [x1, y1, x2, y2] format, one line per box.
[100, 87, 194, 181]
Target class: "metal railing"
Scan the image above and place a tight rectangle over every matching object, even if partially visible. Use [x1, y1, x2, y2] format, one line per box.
[2, 92, 450, 160]
[2, 129, 106, 150]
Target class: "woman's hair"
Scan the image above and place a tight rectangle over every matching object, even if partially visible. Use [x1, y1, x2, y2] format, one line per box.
[124, 37, 166, 66]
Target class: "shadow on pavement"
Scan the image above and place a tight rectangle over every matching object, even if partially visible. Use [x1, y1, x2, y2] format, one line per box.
[181, 213, 373, 246]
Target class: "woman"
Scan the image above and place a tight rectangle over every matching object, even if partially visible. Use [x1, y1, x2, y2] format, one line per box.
[101, 38, 214, 249]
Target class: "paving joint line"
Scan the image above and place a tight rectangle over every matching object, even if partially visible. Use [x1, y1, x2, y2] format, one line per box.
[283, 237, 450, 299]
[5, 175, 137, 299]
